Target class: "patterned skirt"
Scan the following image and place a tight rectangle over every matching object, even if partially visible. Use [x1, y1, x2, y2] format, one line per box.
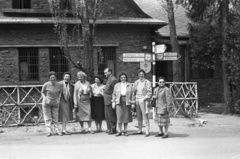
[155, 113, 170, 126]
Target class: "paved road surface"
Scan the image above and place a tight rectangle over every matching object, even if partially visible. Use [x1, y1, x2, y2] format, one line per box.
[1, 113, 240, 159]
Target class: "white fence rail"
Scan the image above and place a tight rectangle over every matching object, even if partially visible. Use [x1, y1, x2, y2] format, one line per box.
[0, 82, 198, 126]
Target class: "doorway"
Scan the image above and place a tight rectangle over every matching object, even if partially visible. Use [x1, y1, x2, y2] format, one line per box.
[155, 61, 172, 82]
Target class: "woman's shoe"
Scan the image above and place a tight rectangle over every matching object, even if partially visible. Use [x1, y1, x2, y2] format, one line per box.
[136, 131, 143, 135]
[46, 133, 52, 137]
[145, 133, 150, 137]
[62, 131, 71, 135]
[88, 130, 95, 134]
[115, 132, 122, 136]
[123, 132, 128, 136]
[155, 133, 164, 137]
[162, 134, 169, 138]
[80, 129, 86, 134]
[57, 132, 63, 136]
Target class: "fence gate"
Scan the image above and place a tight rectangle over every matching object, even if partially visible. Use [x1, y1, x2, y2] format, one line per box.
[0, 85, 43, 126]
[167, 82, 198, 117]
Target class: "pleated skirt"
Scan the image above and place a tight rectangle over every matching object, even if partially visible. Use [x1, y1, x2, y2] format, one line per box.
[155, 113, 170, 126]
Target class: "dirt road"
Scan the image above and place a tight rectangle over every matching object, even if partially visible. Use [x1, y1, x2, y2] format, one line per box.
[1, 112, 240, 159]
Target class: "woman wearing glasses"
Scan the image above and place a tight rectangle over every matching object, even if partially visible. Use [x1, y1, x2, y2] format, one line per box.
[152, 76, 172, 138]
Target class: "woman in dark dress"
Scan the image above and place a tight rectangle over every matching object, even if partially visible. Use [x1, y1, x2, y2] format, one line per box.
[91, 76, 105, 132]
[58, 72, 74, 135]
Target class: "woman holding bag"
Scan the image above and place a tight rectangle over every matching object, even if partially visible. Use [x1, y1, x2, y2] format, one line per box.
[152, 76, 172, 138]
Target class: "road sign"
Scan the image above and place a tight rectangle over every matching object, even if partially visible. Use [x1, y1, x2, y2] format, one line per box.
[156, 44, 167, 53]
[156, 52, 181, 61]
[118, 53, 152, 62]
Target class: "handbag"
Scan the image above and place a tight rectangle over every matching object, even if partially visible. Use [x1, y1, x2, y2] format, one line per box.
[151, 98, 156, 107]
[150, 87, 159, 107]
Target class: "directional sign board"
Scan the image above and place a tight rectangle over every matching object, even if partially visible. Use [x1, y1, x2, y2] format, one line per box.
[118, 53, 152, 62]
[155, 44, 167, 53]
[156, 52, 181, 61]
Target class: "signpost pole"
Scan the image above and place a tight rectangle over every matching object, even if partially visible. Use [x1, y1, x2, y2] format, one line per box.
[152, 42, 156, 120]
[152, 42, 156, 88]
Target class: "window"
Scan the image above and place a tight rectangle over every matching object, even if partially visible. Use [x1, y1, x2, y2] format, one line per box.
[60, 0, 72, 9]
[12, 0, 31, 9]
[49, 48, 69, 80]
[19, 48, 39, 81]
[97, 47, 116, 76]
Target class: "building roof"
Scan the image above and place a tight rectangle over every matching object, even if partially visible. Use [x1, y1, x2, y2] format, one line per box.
[133, 0, 189, 37]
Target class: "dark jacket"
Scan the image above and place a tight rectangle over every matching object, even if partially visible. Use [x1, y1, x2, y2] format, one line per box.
[103, 75, 117, 105]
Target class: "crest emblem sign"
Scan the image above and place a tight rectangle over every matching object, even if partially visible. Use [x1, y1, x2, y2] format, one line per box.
[140, 62, 151, 73]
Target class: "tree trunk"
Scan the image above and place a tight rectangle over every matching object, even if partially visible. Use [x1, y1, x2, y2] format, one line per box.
[166, 0, 182, 82]
[221, 0, 231, 114]
[80, 0, 94, 78]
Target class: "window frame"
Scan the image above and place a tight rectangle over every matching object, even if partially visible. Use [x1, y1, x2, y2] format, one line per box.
[12, 0, 31, 9]
[97, 47, 116, 77]
[49, 47, 69, 80]
[18, 47, 39, 82]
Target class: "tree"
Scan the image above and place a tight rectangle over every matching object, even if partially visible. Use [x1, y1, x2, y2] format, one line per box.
[184, 0, 240, 113]
[158, 0, 182, 82]
[48, 0, 105, 78]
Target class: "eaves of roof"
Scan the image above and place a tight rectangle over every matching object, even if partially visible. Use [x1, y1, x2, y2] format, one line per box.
[0, 17, 167, 27]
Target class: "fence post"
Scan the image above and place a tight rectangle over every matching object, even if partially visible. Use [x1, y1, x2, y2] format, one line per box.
[195, 83, 198, 114]
[17, 86, 20, 124]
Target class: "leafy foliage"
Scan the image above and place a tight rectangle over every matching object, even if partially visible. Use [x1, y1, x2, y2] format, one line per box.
[184, 0, 240, 113]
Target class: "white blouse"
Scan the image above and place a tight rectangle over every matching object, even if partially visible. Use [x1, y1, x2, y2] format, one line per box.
[120, 82, 127, 96]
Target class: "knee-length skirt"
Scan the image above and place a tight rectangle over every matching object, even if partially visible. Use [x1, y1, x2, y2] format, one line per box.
[116, 96, 132, 124]
[75, 94, 92, 122]
[91, 96, 105, 120]
[59, 97, 73, 122]
[155, 113, 170, 126]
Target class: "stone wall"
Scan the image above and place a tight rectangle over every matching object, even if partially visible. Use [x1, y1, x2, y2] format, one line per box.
[0, 48, 18, 83]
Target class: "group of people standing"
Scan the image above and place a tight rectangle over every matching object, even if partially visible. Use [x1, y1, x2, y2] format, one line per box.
[41, 68, 172, 138]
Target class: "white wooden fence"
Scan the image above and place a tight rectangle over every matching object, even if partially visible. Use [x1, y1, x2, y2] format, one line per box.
[0, 82, 198, 126]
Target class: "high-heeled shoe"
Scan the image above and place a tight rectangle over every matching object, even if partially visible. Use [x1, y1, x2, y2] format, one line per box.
[115, 132, 122, 136]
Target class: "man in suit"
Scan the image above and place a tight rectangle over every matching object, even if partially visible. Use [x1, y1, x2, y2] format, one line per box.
[103, 68, 117, 134]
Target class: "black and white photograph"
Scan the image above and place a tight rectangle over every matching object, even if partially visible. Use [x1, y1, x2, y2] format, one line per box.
[0, 0, 240, 159]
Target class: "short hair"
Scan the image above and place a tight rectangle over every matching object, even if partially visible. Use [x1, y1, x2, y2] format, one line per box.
[48, 71, 57, 78]
[77, 71, 87, 79]
[62, 72, 72, 79]
[94, 75, 104, 84]
[104, 68, 112, 73]
[157, 76, 166, 82]
[138, 69, 146, 76]
[118, 72, 128, 82]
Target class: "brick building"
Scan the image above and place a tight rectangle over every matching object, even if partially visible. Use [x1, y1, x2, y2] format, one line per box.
[0, 0, 166, 84]
[0, 0, 222, 106]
